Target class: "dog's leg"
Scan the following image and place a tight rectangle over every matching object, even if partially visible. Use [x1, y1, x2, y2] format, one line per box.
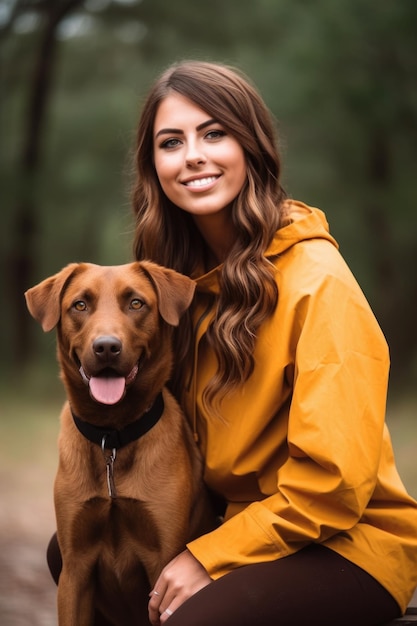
[95, 551, 151, 625]
[57, 562, 96, 626]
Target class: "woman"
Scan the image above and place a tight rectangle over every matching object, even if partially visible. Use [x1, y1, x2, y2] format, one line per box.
[131, 60, 417, 625]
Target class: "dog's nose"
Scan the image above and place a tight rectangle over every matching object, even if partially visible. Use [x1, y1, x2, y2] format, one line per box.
[93, 336, 122, 361]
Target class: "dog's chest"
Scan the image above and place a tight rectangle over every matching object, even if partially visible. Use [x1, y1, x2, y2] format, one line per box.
[77, 495, 160, 550]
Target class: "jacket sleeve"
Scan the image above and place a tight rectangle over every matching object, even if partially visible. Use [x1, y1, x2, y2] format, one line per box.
[187, 252, 390, 579]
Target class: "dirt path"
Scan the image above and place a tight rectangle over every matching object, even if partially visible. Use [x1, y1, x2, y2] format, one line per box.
[0, 460, 57, 626]
[0, 392, 60, 626]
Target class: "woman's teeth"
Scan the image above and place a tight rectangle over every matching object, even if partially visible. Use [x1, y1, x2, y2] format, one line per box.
[185, 176, 217, 187]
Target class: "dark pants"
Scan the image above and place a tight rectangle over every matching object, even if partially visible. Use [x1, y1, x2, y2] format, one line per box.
[47, 533, 400, 625]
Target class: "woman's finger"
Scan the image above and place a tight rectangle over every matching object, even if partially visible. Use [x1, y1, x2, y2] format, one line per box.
[159, 599, 181, 624]
[149, 583, 168, 625]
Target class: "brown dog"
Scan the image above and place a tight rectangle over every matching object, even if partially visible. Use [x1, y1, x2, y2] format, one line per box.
[25, 261, 215, 626]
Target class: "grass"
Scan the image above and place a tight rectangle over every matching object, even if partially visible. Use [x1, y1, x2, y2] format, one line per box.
[0, 378, 63, 470]
[1, 376, 416, 499]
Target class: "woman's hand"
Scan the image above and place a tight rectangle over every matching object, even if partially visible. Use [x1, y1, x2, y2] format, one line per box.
[148, 549, 212, 624]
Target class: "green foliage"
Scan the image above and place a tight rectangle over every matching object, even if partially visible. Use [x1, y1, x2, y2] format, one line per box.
[1, 0, 417, 384]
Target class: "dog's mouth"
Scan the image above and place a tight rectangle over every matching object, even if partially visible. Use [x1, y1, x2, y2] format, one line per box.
[79, 364, 139, 405]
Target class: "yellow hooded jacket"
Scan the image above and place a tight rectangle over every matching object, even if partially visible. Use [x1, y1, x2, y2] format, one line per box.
[183, 201, 417, 613]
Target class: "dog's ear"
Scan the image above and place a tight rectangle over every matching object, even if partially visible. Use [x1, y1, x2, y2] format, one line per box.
[139, 261, 196, 326]
[24, 263, 82, 332]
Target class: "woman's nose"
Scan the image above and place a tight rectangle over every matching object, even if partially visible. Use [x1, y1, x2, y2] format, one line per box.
[185, 141, 207, 167]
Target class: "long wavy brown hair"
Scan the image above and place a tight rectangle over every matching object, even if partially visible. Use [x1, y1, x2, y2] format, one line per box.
[132, 60, 288, 410]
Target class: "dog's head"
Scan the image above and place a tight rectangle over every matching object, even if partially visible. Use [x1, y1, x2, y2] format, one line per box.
[25, 261, 196, 407]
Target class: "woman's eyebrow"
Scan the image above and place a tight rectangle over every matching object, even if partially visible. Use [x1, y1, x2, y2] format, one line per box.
[155, 127, 181, 139]
[196, 118, 218, 131]
[155, 118, 218, 139]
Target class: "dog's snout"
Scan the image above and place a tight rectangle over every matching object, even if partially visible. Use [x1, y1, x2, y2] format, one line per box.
[93, 336, 122, 360]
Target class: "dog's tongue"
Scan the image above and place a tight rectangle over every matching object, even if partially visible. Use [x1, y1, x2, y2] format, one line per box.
[89, 376, 125, 405]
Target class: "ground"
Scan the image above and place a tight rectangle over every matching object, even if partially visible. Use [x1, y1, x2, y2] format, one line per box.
[0, 464, 57, 625]
[1, 386, 416, 625]
[0, 392, 59, 626]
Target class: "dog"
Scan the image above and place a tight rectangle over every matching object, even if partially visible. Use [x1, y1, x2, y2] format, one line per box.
[25, 261, 215, 626]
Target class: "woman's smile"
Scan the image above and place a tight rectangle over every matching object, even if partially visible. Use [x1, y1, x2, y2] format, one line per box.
[182, 175, 220, 190]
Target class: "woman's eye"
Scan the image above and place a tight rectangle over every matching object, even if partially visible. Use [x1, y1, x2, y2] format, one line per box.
[130, 298, 145, 310]
[205, 129, 226, 140]
[73, 301, 87, 312]
[160, 138, 181, 149]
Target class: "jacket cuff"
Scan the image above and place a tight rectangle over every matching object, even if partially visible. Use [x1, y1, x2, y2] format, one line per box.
[186, 502, 292, 579]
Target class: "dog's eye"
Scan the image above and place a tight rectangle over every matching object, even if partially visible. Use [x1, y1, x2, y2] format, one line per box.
[130, 298, 145, 310]
[73, 300, 87, 312]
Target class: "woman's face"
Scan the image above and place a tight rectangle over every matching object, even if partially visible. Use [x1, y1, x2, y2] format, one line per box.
[153, 93, 247, 221]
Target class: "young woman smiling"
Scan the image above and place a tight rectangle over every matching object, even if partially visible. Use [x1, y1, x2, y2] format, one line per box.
[131, 60, 417, 626]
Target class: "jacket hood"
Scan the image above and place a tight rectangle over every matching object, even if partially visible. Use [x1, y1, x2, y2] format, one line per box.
[266, 200, 338, 256]
[195, 200, 339, 294]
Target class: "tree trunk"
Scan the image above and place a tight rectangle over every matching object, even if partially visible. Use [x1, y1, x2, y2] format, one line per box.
[365, 126, 417, 384]
[9, 0, 83, 366]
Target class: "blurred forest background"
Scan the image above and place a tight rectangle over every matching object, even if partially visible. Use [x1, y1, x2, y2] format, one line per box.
[0, 2, 416, 622]
[1, 0, 417, 393]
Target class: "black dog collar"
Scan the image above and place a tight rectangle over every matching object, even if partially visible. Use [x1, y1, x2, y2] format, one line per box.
[71, 392, 164, 450]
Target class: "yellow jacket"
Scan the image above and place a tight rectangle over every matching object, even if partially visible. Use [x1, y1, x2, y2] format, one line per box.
[184, 201, 417, 612]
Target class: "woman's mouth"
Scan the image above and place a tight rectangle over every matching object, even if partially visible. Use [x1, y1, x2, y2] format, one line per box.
[183, 175, 219, 189]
